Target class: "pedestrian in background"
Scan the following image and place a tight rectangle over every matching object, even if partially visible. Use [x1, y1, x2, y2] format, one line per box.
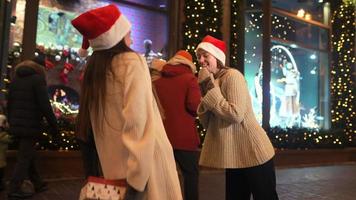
[73, 4, 182, 200]
[153, 50, 201, 200]
[7, 54, 59, 199]
[0, 106, 11, 191]
[196, 35, 279, 200]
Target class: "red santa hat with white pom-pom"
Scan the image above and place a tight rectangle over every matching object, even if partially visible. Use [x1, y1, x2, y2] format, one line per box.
[71, 4, 131, 57]
[196, 35, 227, 66]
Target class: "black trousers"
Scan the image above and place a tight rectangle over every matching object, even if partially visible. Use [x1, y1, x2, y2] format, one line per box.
[225, 158, 279, 200]
[9, 138, 44, 192]
[174, 150, 199, 200]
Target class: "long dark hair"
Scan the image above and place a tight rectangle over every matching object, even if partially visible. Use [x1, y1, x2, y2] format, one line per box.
[76, 40, 133, 141]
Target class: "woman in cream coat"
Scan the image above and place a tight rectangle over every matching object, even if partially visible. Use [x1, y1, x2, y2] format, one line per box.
[196, 35, 278, 200]
[73, 4, 182, 200]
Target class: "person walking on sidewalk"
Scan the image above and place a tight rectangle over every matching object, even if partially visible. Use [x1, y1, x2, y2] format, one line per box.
[73, 4, 182, 200]
[196, 35, 279, 200]
[153, 50, 201, 200]
[7, 55, 59, 199]
[0, 106, 11, 192]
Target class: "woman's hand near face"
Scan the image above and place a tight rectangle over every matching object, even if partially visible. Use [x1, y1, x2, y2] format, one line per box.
[198, 67, 210, 83]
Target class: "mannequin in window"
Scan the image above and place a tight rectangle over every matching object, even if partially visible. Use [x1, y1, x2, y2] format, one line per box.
[278, 61, 301, 127]
[143, 39, 158, 68]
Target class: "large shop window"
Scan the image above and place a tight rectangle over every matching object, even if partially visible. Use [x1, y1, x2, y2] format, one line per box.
[36, 0, 168, 56]
[36, 0, 168, 118]
[244, 0, 331, 130]
[7, 0, 168, 119]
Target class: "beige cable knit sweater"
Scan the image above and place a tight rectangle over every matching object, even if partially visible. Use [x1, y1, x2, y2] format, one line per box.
[197, 68, 275, 169]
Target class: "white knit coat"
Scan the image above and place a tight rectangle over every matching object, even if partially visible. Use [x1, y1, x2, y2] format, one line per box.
[198, 68, 275, 169]
[90, 52, 182, 200]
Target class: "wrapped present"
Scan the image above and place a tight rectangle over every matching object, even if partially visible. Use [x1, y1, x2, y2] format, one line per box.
[79, 176, 127, 200]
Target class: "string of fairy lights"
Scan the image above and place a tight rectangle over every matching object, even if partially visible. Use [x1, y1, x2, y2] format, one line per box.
[182, 0, 222, 65]
[330, 0, 356, 145]
[182, 0, 222, 143]
[230, 0, 239, 67]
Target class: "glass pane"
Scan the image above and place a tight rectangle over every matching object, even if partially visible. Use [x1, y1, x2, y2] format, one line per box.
[272, 0, 331, 25]
[269, 41, 330, 129]
[246, 0, 262, 9]
[124, 0, 168, 10]
[271, 14, 329, 51]
[244, 10, 263, 123]
[37, 0, 168, 56]
[35, 0, 168, 119]
[36, 6, 82, 49]
[8, 0, 26, 58]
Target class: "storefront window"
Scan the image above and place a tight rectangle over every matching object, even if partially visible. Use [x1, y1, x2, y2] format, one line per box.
[244, 0, 331, 130]
[8, 0, 26, 59]
[246, 0, 331, 25]
[33, 0, 169, 119]
[36, 0, 168, 55]
[244, 10, 263, 122]
[36, 6, 81, 49]
[271, 14, 329, 50]
[272, 0, 331, 25]
[269, 41, 330, 129]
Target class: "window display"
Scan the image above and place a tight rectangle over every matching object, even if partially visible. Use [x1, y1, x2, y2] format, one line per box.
[244, 1, 330, 130]
[268, 42, 329, 129]
[30, 0, 169, 121]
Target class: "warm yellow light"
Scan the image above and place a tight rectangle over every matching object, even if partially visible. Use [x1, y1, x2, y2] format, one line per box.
[305, 13, 312, 20]
[297, 9, 305, 18]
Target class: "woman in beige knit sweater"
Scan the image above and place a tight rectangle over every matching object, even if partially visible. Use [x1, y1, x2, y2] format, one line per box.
[196, 35, 279, 200]
[73, 4, 182, 200]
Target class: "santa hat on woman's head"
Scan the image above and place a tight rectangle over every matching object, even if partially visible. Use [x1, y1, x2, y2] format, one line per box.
[196, 35, 226, 66]
[175, 50, 193, 62]
[71, 4, 131, 57]
[167, 50, 197, 73]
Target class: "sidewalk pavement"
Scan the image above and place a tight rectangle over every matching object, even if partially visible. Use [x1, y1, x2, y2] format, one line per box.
[1, 163, 355, 200]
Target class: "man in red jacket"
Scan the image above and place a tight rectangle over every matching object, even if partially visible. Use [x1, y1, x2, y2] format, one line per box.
[153, 50, 201, 200]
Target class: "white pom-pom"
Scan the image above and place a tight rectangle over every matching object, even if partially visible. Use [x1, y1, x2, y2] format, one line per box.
[55, 55, 61, 61]
[78, 48, 89, 57]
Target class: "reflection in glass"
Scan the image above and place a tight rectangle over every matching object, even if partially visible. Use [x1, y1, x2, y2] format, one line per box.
[271, 14, 329, 50]
[246, 0, 330, 25]
[246, 0, 262, 9]
[9, 0, 26, 51]
[244, 10, 263, 123]
[123, 0, 168, 10]
[35, 0, 168, 55]
[272, 0, 330, 24]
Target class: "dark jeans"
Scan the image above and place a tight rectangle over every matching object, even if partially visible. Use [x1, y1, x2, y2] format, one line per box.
[9, 138, 44, 192]
[174, 149, 199, 200]
[78, 128, 101, 178]
[225, 158, 279, 200]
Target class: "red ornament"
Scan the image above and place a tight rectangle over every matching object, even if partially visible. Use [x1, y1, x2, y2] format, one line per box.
[45, 59, 55, 70]
[59, 63, 74, 84]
